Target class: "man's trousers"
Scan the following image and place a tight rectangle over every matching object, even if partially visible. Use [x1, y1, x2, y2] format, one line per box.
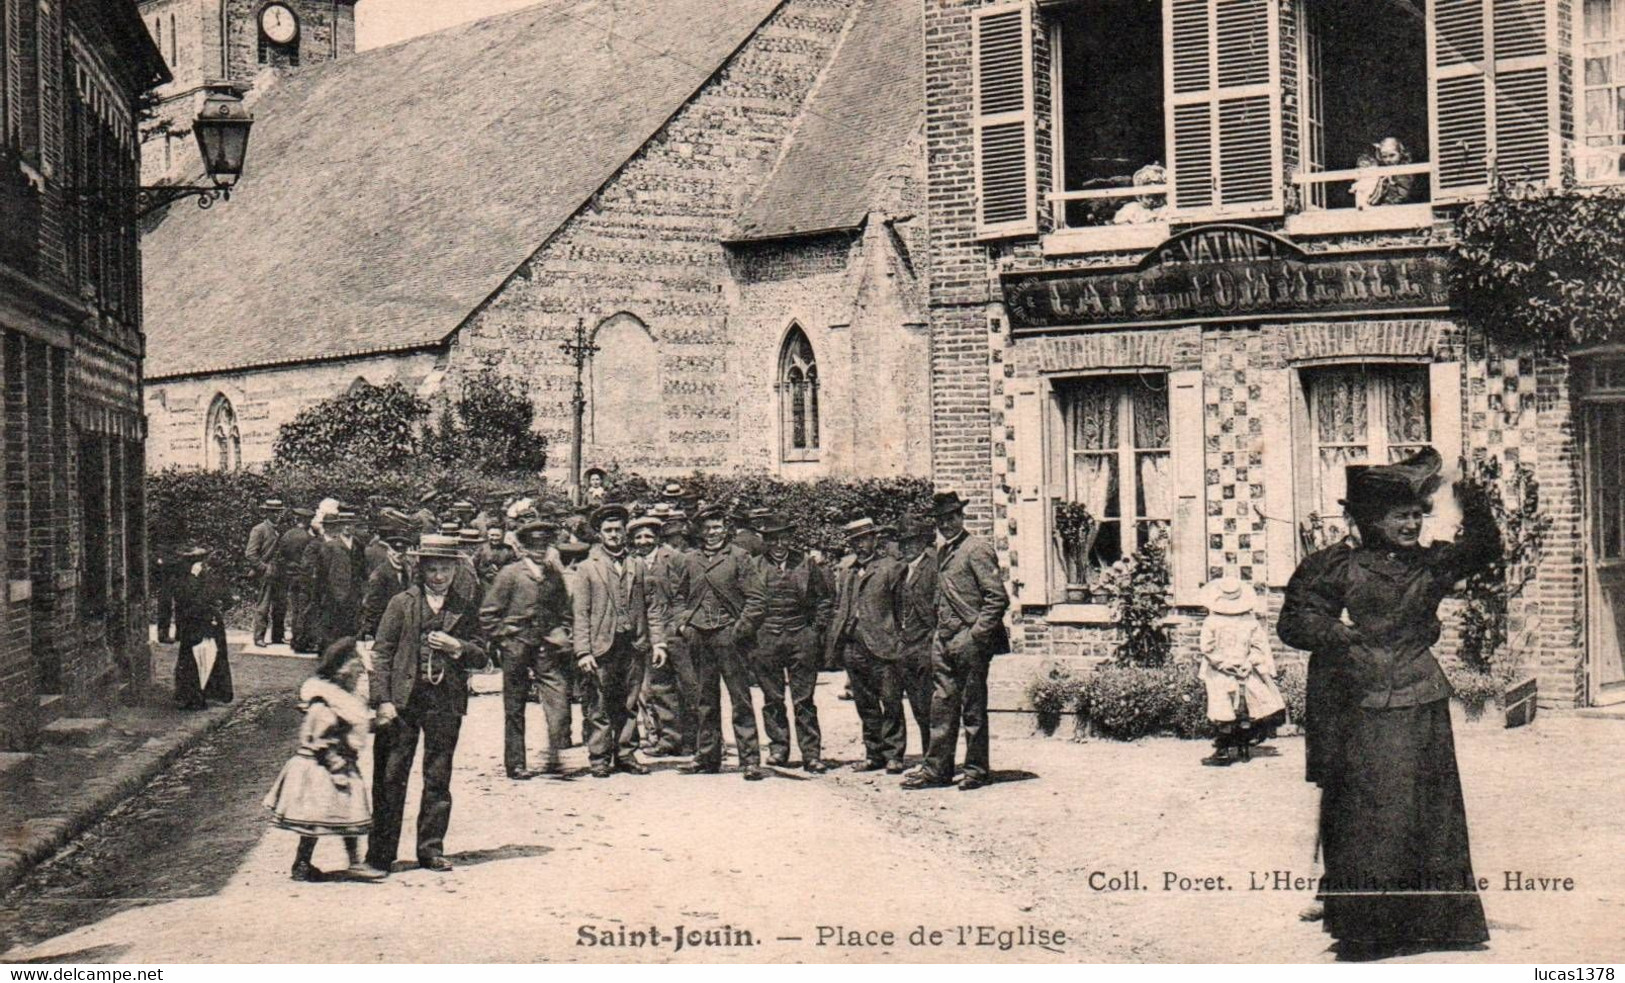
[922, 637, 993, 782]
[252, 574, 287, 645]
[501, 641, 570, 773]
[753, 627, 821, 763]
[900, 649, 934, 757]
[581, 633, 645, 768]
[367, 706, 462, 867]
[684, 624, 760, 769]
[845, 643, 904, 766]
[644, 632, 697, 753]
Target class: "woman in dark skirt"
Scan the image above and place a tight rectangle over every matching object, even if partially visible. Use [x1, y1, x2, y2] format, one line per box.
[1278, 446, 1501, 958]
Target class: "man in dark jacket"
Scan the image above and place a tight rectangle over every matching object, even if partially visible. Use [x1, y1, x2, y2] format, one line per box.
[247, 499, 285, 646]
[751, 513, 832, 772]
[366, 535, 489, 876]
[896, 516, 939, 756]
[480, 520, 573, 779]
[904, 491, 1010, 792]
[827, 517, 909, 773]
[361, 530, 415, 640]
[310, 510, 365, 653]
[675, 505, 766, 780]
[643, 513, 696, 755]
[473, 524, 517, 589]
[173, 547, 232, 710]
[278, 508, 317, 652]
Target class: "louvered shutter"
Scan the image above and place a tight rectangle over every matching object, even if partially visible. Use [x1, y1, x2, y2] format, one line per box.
[1010, 379, 1049, 606]
[973, 3, 1037, 238]
[1165, 0, 1282, 217]
[1168, 369, 1207, 605]
[1429, 0, 1557, 201]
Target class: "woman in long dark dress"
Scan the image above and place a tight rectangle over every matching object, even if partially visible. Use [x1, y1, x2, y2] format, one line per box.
[1278, 447, 1500, 958]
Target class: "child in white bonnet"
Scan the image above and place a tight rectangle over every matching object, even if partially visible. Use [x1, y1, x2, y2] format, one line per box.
[1198, 576, 1286, 766]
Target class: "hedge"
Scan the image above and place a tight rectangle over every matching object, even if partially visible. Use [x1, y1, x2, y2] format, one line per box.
[1027, 658, 1310, 742]
[147, 464, 935, 605]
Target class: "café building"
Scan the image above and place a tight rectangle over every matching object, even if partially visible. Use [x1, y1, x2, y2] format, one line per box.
[923, 0, 1622, 708]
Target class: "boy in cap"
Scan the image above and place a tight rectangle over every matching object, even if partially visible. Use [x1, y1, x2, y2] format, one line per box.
[903, 492, 1010, 792]
[826, 517, 908, 773]
[480, 519, 573, 779]
[571, 504, 667, 778]
[248, 499, 287, 647]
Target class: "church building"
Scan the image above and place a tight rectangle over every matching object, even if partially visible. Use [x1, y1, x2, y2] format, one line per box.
[138, 0, 930, 482]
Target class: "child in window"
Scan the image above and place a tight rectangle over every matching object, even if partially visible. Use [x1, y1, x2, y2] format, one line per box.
[265, 636, 381, 882]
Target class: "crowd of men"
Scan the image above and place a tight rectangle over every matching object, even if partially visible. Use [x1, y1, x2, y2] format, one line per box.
[159, 479, 1010, 874]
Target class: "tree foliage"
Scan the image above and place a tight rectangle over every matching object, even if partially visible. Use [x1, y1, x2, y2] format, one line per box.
[271, 381, 429, 470]
[421, 368, 550, 474]
[1450, 183, 1625, 355]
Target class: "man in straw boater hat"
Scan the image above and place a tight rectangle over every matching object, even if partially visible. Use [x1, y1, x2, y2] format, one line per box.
[752, 512, 834, 772]
[571, 503, 668, 778]
[675, 503, 768, 780]
[1278, 446, 1501, 957]
[365, 534, 490, 876]
[481, 519, 574, 780]
[903, 491, 1010, 792]
[895, 515, 940, 758]
[247, 498, 288, 647]
[827, 516, 909, 773]
[173, 546, 233, 710]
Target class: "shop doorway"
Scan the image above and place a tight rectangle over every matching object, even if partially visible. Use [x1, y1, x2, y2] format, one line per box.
[1581, 358, 1625, 705]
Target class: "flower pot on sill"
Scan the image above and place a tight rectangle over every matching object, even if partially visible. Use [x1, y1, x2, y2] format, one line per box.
[1064, 584, 1090, 604]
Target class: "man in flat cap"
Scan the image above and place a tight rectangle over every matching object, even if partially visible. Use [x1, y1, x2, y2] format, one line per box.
[361, 529, 416, 641]
[904, 491, 1010, 792]
[473, 522, 518, 590]
[279, 507, 318, 652]
[482, 519, 574, 779]
[827, 517, 909, 773]
[752, 513, 833, 772]
[641, 511, 697, 755]
[247, 499, 287, 647]
[676, 504, 768, 780]
[895, 516, 940, 755]
[572, 504, 667, 778]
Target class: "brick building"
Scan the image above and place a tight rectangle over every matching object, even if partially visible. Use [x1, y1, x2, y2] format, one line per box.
[1, 0, 169, 749]
[924, 0, 1620, 708]
[139, 0, 931, 482]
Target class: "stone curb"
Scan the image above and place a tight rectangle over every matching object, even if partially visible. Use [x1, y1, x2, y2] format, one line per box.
[0, 703, 241, 898]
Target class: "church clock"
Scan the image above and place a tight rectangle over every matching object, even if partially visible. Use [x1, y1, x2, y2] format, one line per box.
[259, 3, 299, 45]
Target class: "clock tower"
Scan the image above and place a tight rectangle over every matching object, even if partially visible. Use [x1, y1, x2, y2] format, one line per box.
[138, 0, 360, 184]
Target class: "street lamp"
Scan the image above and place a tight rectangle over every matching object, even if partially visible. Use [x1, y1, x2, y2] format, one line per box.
[133, 82, 254, 217]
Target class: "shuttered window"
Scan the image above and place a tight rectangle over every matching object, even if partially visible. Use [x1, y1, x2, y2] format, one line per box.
[1164, 0, 1282, 217]
[1429, 0, 1557, 200]
[973, 3, 1038, 238]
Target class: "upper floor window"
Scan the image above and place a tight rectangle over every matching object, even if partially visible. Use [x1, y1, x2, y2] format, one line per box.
[1294, 0, 1432, 216]
[779, 326, 820, 463]
[206, 394, 241, 471]
[1582, 0, 1625, 182]
[1055, 373, 1170, 590]
[1297, 363, 1431, 550]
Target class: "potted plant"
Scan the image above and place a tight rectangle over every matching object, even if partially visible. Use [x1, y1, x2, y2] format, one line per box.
[1052, 501, 1098, 602]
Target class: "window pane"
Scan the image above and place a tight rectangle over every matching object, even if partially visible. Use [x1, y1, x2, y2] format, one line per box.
[1070, 384, 1120, 450]
[1136, 518, 1171, 554]
[1588, 88, 1614, 135]
[1313, 369, 1368, 444]
[1318, 445, 1369, 515]
[1091, 520, 1124, 570]
[1384, 368, 1432, 447]
[1586, 0, 1614, 42]
[1136, 450, 1171, 520]
[1075, 452, 1119, 519]
[1132, 380, 1170, 449]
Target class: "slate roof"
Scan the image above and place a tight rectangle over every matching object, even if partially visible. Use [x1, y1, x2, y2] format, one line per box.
[142, 0, 782, 379]
[728, 0, 922, 242]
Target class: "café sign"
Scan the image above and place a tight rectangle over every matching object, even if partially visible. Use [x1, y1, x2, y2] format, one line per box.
[1002, 225, 1452, 332]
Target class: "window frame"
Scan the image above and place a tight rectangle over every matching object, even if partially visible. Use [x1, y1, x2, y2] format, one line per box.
[1051, 371, 1173, 599]
[1579, 0, 1625, 185]
[777, 325, 820, 465]
[205, 393, 241, 472]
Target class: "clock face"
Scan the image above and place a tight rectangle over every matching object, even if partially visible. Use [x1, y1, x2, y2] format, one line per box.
[260, 4, 298, 44]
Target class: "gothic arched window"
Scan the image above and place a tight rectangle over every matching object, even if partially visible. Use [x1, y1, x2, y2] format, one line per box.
[206, 393, 241, 472]
[778, 326, 819, 462]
